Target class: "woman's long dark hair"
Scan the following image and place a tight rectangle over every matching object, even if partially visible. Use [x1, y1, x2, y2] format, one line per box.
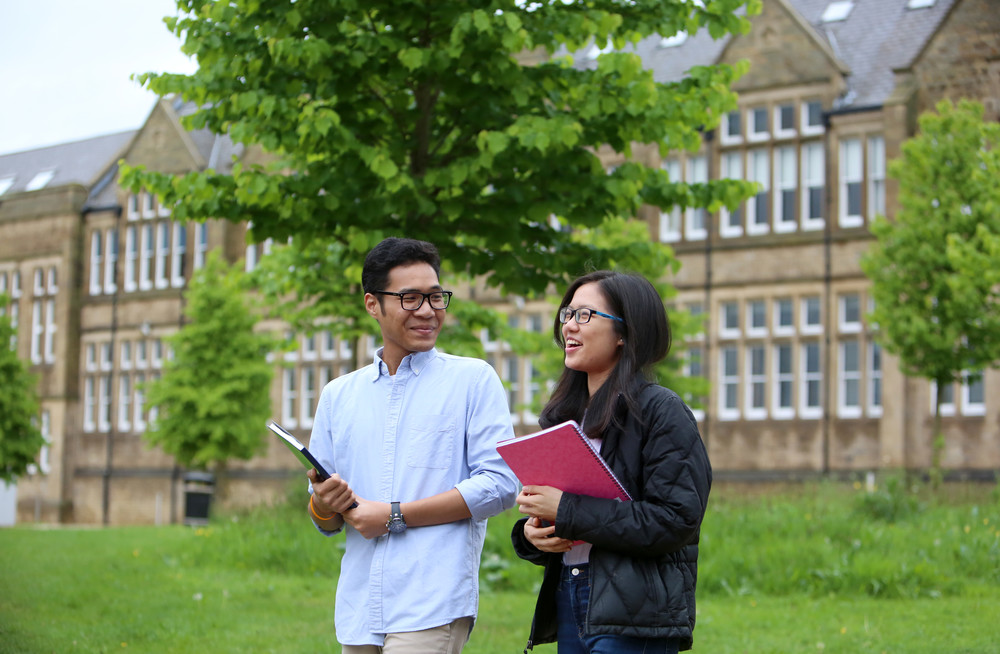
[540, 271, 672, 438]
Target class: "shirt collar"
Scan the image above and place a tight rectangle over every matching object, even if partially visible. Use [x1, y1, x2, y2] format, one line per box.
[369, 347, 437, 380]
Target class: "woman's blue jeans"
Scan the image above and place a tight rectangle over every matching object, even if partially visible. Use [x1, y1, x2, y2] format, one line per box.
[556, 564, 680, 654]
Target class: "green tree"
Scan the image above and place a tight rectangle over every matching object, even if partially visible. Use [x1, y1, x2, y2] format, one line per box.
[123, 0, 757, 398]
[144, 253, 278, 502]
[861, 99, 1000, 482]
[0, 294, 45, 483]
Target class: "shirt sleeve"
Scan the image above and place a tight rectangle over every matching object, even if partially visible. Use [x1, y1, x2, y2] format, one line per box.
[453, 362, 520, 521]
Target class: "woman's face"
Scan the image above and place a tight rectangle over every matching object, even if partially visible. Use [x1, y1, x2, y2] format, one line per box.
[561, 282, 623, 395]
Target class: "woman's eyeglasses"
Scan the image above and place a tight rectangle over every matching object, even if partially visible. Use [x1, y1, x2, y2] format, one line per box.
[558, 306, 624, 324]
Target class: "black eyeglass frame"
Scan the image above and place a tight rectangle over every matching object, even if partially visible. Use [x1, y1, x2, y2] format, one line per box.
[558, 306, 625, 324]
[373, 290, 453, 311]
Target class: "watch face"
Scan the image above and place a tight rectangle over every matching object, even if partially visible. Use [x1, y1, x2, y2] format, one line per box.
[388, 518, 406, 534]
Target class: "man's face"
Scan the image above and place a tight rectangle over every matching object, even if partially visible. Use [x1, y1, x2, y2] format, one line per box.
[365, 262, 445, 370]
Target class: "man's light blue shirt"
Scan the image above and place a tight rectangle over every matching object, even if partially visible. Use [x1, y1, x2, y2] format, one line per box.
[309, 347, 519, 647]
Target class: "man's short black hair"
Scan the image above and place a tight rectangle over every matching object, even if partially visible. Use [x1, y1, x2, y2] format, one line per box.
[362, 237, 442, 295]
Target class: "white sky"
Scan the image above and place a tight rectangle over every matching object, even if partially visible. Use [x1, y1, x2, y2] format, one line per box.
[0, 0, 199, 155]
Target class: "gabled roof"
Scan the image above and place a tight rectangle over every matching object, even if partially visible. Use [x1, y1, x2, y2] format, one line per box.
[0, 131, 135, 197]
[565, 0, 958, 110]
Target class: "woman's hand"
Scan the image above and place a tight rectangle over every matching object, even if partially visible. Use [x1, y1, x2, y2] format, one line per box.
[523, 516, 574, 553]
[515, 485, 563, 522]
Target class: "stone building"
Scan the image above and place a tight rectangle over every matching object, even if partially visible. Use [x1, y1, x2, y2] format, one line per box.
[1, 0, 997, 525]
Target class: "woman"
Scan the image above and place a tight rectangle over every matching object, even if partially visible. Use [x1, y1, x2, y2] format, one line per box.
[511, 270, 711, 653]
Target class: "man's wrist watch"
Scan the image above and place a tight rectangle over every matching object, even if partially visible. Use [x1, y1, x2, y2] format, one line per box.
[386, 501, 407, 534]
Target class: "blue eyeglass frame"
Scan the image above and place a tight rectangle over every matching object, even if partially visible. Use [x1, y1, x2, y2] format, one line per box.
[558, 306, 625, 324]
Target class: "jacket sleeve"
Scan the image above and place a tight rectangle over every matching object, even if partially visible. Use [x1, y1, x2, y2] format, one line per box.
[553, 389, 711, 556]
[510, 516, 554, 566]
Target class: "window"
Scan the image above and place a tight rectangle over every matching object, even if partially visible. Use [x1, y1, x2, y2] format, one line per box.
[99, 374, 113, 432]
[962, 373, 985, 416]
[907, 0, 936, 7]
[684, 345, 705, 422]
[802, 101, 824, 135]
[801, 143, 825, 230]
[127, 194, 140, 221]
[302, 333, 317, 360]
[30, 300, 43, 364]
[47, 266, 58, 294]
[745, 345, 767, 419]
[720, 152, 744, 237]
[194, 223, 208, 270]
[839, 340, 861, 417]
[104, 228, 118, 294]
[100, 342, 113, 370]
[151, 338, 163, 368]
[839, 293, 861, 332]
[868, 137, 886, 218]
[84, 377, 96, 432]
[747, 149, 770, 234]
[839, 138, 864, 226]
[868, 341, 883, 417]
[800, 342, 822, 417]
[774, 298, 794, 335]
[282, 368, 298, 428]
[119, 374, 132, 432]
[89, 231, 103, 296]
[0, 176, 14, 195]
[33, 268, 44, 296]
[773, 343, 794, 418]
[685, 156, 708, 239]
[720, 301, 740, 338]
[26, 169, 56, 191]
[822, 1, 854, 23]
[155, 222, 170, 289]
[747, 300, 767, 336]
[775, 146, 797, 232]
[43, 298, 55, 363]
[124, 226, 138, 291]
[133, 373, 146, 430]
[136, 340, 148, 369]
[139, 224, 154, 290]
[121, 341, 132, 370]
[505, 358, 520, 421]
[688, 302, 706, 339]
[775, 103, 796, 137]
[721, 110, 742, 145]
[801, 296, 822, 334]
[300, 367, 316, 428]
[719, 346, 740, 420]
[932, 381, 956, 416]
[85, 343, 97, 371]
[659, 160, 682, 242]
[142, 191, 156, 218]
[748, 107, 769, 141]
[171, 223, 187, 288]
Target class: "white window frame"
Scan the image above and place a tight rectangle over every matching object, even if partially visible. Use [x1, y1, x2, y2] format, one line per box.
[141, 191, 156, 219]
[719, 346, 740, 421]
[720, 301, 741, 339]
[504, 357, 520, 425]
[685, 156, 708, 240]
[154, 222, 170, 289]
[194, 223, 208, 270]
[868, 136, 886, 219]
[867, 340, 883, 417]
[721, 109, 742, 146]
[103, 228, 118, 294]
[89, 231, 103, 296]
[100, 342, 113, 371]
[47, 266, 58, 294]
[772, 343, 795, 419]
[659, 159, 682, 242]
[302, 333, 317, 361]
[747, 148, 770, 234]
[282, 368, 298, 428]
[98, 374, 113, 433]
[43, 298, 56, 363]
[30, 300, 43, 364]
[684, 344, 706, 423]
[133, 372, 146, 431]
[931, 381, 956, 416]
[801, 296, 822, 335]
[774, 102, 796, 139]
[118, 373, 132, 432]
[746, 299, 767, 337]
[838, 339, 862, 418]
[33, 268, 45, 296]
[139, 224, 154, 291]
[745, 345, 767, 419]
[800, 341, 822, 418]
[802, 100, 824, 136]
[747, 106, 769, 142]
[720, 151, 744, 238]
[801, 142, 825, 231]
[127, 194, 140, 221]
[83, 377, 96, 432]
[300, 367, 316, 428]
[839, 293, 862, 333]
[151, 339, 163, 369]
[774, 298, 795, 336]
[124, 226, 138, 292]
[171, 223, 187, 288]
[961, 373, 985, 416]
[839, 138, 864, 227]
[121, 340, 132, 370]
[774, 146, 797, 233]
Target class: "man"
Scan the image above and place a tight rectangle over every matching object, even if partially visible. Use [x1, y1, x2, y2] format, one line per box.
[307, 237, 519, 653]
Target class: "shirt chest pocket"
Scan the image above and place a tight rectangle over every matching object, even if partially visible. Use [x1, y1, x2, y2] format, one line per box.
[406, 416, 457, 470]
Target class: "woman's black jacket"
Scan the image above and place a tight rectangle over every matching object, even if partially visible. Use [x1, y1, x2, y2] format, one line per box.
[511, 384, 711, 651]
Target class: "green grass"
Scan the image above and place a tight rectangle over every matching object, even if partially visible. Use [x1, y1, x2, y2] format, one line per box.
[1, 479, 998, 653]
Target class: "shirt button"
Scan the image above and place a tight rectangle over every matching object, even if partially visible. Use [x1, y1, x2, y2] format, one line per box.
[571, 567, 581, 576]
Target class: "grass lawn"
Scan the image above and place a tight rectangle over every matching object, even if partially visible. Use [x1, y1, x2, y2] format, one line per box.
[2, 480, 997, 653]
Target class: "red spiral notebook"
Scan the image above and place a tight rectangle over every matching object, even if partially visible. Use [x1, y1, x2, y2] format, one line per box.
[497, 420, 631, 501]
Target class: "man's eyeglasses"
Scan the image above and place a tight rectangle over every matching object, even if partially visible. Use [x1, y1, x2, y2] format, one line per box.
[373, 290, 453, 311]
[558, 306, 624, 324]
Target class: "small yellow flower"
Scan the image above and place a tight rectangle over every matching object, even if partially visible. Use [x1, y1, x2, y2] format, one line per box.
[964, 525, 971, 534]
[840, 627, 847, 635]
